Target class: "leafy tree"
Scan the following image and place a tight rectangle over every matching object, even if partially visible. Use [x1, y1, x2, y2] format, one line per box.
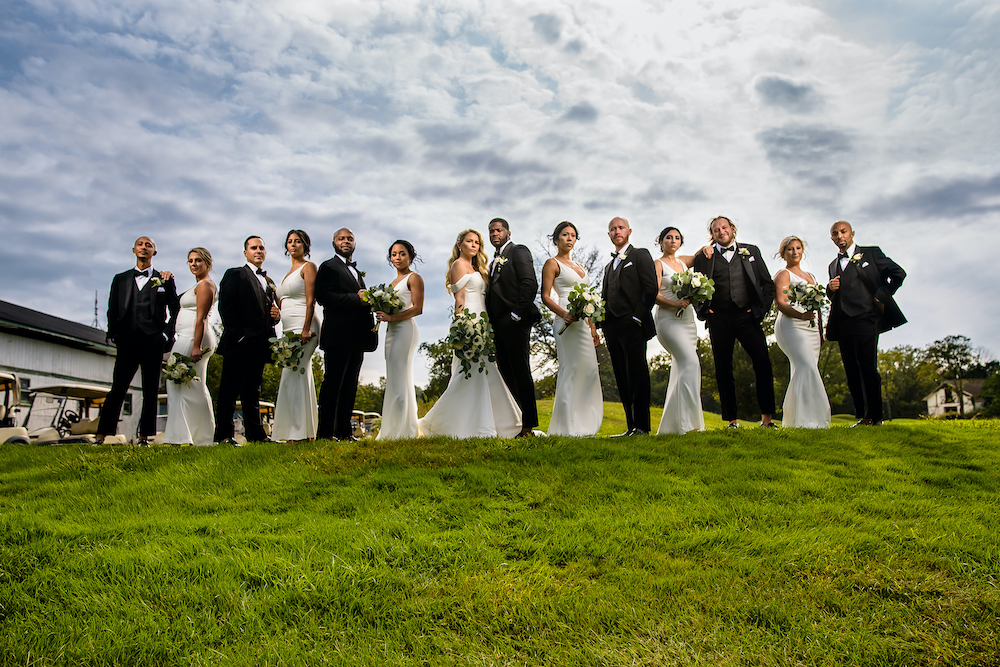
[878, 345, 937, 419]
[980, 370, 1000, 417]
[355, 377, 386, 413]
[418, 338, 453, 400]
[926, 335, 979, 416]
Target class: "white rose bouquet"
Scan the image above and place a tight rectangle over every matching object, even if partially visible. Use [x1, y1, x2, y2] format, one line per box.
[269, 332, 307, 374]
[163, 352, 199, 385]
[670, 269, 716, 317]
[784, 281, 828, 327]
[362, 283, 406, 332]
[448, 310, 497, 379]
[559, 283, 606, 335]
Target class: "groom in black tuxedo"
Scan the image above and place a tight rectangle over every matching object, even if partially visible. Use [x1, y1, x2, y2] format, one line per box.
[98, 236, 179, 444]
[600, 216, 658, 436]
[315, 227, 377, 441]
[692, 216, 776, 429]
[486, 217, 541, 437]
[827, 220, 906, 426]
[214, 236, 281, 444]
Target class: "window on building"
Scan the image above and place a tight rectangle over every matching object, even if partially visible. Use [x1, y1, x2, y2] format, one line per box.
[123, 394, 133, 416]
[19, 378, 31, 406]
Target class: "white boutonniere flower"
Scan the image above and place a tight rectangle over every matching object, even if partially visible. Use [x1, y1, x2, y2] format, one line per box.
[149, 276, 165, 288]
[618, 252, 628, 261]
[357, 269, 366, 279]
[738, 248, 750, 257]
[851, 253, 863, 264]
[496, 256, 508, 267]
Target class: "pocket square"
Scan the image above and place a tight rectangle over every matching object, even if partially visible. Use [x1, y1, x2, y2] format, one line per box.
[748, 257, 755, 262]
[862, 262, 870, 268]
[623, 261, 633, 269]
[156, 287, 166, 292]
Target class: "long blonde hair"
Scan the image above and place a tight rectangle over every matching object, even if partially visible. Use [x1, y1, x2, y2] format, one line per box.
[446, 229, 490, 291]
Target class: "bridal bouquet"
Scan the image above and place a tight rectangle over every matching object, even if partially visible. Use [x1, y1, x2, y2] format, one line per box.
[670, 269, 715, 317]
[449, 310, 496, 379]
[559, 283, 606, 335]
[362, 283, 405, 332]
[163, 352, 200, 385]
[270, 332, 307, 374]
[785, 282, 828, 327]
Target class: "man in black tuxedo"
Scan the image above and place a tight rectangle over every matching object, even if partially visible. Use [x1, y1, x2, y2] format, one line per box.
[98, 236, 179, 444]
[315, 227, 377, 441]
[600, 216, 658, 436]
[213, 236, 281, 444]
[827, 220, 906, 426]
[486, 217, 541, 437]
[692, 216, 776, 429]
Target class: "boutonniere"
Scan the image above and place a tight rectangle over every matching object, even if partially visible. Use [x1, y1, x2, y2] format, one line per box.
[496, 256, 508, 267]
[617, 252, 628, 262]
[149, 276, 165, 288]
[738, 248, 750, 257]
[850, 252, 863, 264]
[356, 269, 366, 279]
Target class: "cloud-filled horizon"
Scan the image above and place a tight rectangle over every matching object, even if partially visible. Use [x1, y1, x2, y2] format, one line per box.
[2, 0, 998, 386]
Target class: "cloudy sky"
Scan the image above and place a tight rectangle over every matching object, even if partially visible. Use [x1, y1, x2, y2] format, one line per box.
[2, 0, 998, 386]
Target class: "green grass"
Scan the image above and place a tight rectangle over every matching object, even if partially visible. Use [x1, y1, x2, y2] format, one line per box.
[1, 416, 998, 665]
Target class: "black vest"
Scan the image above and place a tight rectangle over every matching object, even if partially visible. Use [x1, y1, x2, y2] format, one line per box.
[133, 282, 160, 335]
[713, 255, 750, 309]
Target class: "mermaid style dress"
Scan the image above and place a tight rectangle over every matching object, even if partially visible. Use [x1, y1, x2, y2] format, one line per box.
[272, 265, 322, 441]
[774, 270, 831, 428]
[653, 260, 705, 435]
[377, 273, 420, 440]
[163, 282, 217, 445]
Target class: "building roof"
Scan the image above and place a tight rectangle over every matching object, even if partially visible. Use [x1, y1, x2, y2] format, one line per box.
[923, 379, 986, 402]
[0, 300, 114, 354]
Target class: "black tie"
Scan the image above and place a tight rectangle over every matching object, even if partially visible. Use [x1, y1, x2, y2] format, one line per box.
[134, 269, 149, 278]
[838, 252, 848, 259]
[346, 260, 357, 269]
[256, 268, 266, 277]
[721, 245, 734, 254]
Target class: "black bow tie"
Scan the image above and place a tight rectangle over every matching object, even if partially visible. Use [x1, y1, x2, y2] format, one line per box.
[838, 252, 849, 259]
[720, 245, 735, 254]
[134, 269, 149, 278]
[256, 268, 267, 277]
[346, 260, 358, 269]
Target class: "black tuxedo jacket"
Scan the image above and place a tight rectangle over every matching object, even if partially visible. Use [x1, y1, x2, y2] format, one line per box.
[692, 242, 775, 322]
[315, 256, 377, 353]
[106, 268, 179, 349]
[826, 245, 906, 340]
[217, 265, 278, 356]
[600, 244, 657, 341]
[486, 242, 541, 328]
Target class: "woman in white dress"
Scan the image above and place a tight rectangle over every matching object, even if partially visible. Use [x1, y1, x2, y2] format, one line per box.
[163, 248, 217, 445]
[540, 221, 602, 436]
[653, 227, 707, 435]
[418, 229, 522, 438]
[774, 235, 831, 428]
[374, 240, 424, 440]
[272, 230, 321, 442]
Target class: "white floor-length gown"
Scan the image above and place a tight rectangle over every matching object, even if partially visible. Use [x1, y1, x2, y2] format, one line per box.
[654, 260, 705, 435]
[775, 270, 831, 428]
[163, 283, 217, 445]
[547, 262, 602, 436]
[418, 272, 522, 438]
[272, 265, 321, 441]
[377, 273, 420, 440]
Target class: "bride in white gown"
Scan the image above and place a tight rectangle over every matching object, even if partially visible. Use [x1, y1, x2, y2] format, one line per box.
[773, 235, 830, 429]
[653, 227, 706, 435]
[272, 230, 321, 442]
[418, 229, 522, 438]
[540, 221, 602, 436]
[375, 240, 424, 440]
[163, 248, 217, 446]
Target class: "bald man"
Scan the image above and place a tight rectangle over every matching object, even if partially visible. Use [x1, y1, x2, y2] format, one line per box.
[827, 220, 906, 426]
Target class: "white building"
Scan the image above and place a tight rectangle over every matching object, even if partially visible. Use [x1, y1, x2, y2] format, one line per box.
[0, 299, 147, 437]
[923, 379, 986, 417]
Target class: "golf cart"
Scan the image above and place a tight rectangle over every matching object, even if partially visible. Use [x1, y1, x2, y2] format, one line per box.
[233, 400, 275, 443]
[0, 372, 30, 444]
[22, 383, 126, 445]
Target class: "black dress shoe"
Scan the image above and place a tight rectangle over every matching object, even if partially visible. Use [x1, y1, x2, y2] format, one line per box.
[850, 418, 871, 428]
[726, 422, 740, 430]
[135, 438, 151, 447]
[628, 428, 648, 436]
[760, 421, 779, 429]
[218, 438, 242, 446]
[611, 430, 632, 438]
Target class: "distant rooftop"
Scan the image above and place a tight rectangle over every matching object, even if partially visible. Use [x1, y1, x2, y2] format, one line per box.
[0, 300, 113, 354]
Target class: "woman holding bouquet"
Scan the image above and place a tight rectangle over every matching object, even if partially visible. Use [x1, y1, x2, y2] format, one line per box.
[540, 221, 602, 436]
[374, 240, 424, 440]
[272, 229, 322, 442]
[163, 248, 217, 445]
[418, 229, 522, 438]
[774, 236, 830, 428]
[653, 227, 707, 434]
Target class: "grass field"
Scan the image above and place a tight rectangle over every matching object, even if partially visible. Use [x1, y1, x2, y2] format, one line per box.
[1, 409, 998, 666]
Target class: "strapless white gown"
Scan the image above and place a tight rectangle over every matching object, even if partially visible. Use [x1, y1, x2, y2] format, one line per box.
[272, 264, 321, 441]
[547, 262, 602, 436]
[377, 273, 420, 440]
[163, 282, 217, 446]
[418, 272, 522, 438]
[774, 270, 831, 428]
[654, 260, 704, 434]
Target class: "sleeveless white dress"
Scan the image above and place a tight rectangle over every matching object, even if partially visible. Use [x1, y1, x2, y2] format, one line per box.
[418, 272, 522, 438]
[547, 262, 602, 436]
[272, 265, 322, 441]
[654, 260, 705, 434]
[163, 282, 217, 445]
[774, 270, 831, 428]
[377, 273, 420, 440]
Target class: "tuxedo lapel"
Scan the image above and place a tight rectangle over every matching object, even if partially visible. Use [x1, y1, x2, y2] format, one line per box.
[243, 265, 270, 315]
[736, 244, 759, 287]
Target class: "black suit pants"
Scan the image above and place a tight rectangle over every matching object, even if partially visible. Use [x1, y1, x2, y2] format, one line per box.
[99, 332, 163, 437]
[837, 323, 882, 422]
[604, 317, 651, 432]
[214, 338, 270, 442]
[318, 348, 364, 440]
[707, 309, 775, 421]
[493, 321, 537, 430]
